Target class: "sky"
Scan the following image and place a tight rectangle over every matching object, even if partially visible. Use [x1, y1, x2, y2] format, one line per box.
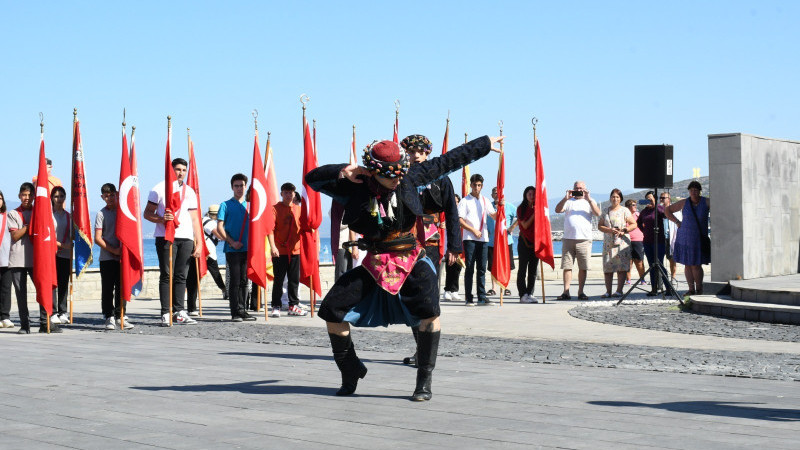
[1, 1, 798, 220]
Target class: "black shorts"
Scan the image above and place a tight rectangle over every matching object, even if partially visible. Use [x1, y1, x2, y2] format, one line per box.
[630, 241, 645, 261]
[487, 244, 516, 271]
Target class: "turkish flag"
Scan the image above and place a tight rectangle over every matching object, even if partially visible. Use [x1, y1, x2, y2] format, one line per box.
[117, 127, 143, 300]
[163, 124, 179, 243]
[186, 137, 208, 278]
[534, 138, 555, 268]
[491, 150, 511, 289]
[30, 137, 58, 316]
[247, 132, 271, 288]
[299, 117, 322, 296]
[262, 134, 280, 281]
[437, 119, 449, 261]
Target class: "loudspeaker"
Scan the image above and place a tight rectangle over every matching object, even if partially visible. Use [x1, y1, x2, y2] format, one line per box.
[634, 144, 673, 189]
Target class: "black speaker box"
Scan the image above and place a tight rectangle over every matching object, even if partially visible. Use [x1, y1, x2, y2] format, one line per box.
[634, 145, 673, 189]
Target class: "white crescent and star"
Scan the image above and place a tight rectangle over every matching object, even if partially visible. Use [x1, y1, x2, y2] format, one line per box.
[251, 178, 267, 222]
[119, 175, 138, 222]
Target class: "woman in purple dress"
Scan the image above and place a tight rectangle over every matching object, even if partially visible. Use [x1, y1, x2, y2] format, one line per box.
[666, 181, 710, 295]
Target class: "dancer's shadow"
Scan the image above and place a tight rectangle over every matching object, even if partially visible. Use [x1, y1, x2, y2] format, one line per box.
[589, 400, 800, 422]
[219, 352, 406, 366]
[132, 379, 406, 399]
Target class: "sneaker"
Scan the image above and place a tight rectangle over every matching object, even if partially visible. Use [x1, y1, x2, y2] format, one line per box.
[479, 298, 495, 306]
[161, 313, 171, 327]
[465, 300, 476, 307]
[58, 313, 70, 323]
[443, 291, 453, 301]
[529, 294, 539, 303]
[174, 311, 197, 325]
[50, 315, 62, 325]
[288, 305, 308, 316]
[281, 304, 289, 311]
[520, 294, 533, 304]
[39, 324, 62, 333]
[240, 311, 257, 321]
[231, 315, 244, 322]
[104, 316, 116, 330]
[188, 311, 200, 317]
[1, 319, 14, 328]
[270, 307, 281, 318]
[451, 292, 461, 302]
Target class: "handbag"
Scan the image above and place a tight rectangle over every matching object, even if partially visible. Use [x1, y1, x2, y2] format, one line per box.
[689, 199, 710, 262]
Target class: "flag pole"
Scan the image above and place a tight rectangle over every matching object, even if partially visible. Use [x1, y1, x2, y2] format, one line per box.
[264, 130, 271, 321]
[188, 127, 203, 317]
[533, 117, 546, 304]
[68, 107, 77, 324]
[168, 116, 174, 326]
[120, 111, 127, 330]
[40, 113, 51, 334]
[498, 120, 504, 307]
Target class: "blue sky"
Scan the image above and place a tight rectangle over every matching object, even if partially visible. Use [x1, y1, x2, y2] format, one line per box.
[1, 1, 797, 216]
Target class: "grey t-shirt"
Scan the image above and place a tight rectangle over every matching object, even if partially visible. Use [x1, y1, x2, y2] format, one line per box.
[95, 207, 120, 262]
[7, 208, 32, 268]
[53, 209, 71, 259]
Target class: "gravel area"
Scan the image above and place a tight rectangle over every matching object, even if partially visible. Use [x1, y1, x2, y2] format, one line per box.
[569, 303, 800, 343]
[61, 313, 800, 382]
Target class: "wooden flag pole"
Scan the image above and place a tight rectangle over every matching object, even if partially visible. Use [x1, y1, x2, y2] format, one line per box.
[264, 283, 269, 321]
[498, 121, 504, 307]
[196, 257, 203, 316]
[532, 118, 546, 304]
[167, 116, 174, 326]
[68, 108, 77, 324]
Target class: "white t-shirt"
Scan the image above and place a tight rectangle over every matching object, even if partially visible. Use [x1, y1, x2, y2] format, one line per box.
[202, 215, 218, 260]
[458, 193, 496, 243]
[0, 212, 11, 267]
[148, 180, 198, 240]
[563, 198, 594, 240]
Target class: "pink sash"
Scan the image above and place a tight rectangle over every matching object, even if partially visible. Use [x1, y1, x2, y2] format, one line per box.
[361, 247, 423, 295]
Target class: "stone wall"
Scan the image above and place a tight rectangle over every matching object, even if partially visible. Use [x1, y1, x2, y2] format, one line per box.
[708, 133, 800, 280]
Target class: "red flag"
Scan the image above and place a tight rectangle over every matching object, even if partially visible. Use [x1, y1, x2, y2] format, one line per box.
[247, 131, 271, 288]
[534, 138, 555, 268]
[437, 119, 449, 261]
[117, 126, 143, 300]
[299, 117, 322, 296]
[349, 125, 358, 166]
[129, 132, 144, 295]
[30, 136, 58, 316]
[491, 151, 511, 289]
[163, 123, 179, 242]
[262, 134, 280, 281]
[70, 119, 93, 278]
[186, 136, 208, 278]
[393, 113, 399, 144]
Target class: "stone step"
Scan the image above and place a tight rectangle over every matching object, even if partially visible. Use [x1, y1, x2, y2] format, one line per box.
[730, 279, 800, 306]
[690, 294, 800, 325]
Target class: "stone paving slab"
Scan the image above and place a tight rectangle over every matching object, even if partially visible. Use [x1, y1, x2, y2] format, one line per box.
[2, 333, 799, 449]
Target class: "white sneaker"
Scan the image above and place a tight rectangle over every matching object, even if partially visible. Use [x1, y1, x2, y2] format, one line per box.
[520, 294, 531, 303]
[104, 316, 116, 330]
[1, 319, 15, 328]
[161, 313, 171, 327]
[270, 307, 281, 318]
[288, 305, 308, 316]
[121, 318, 135, 330]
[528, 294, 538, 303]
[50, 315, 62, 325]
[174, 311, 197, 325]
[451, 292, 461, 302]
[188, 311, 200, 317]
[58, 313, 70, 323]
[443, 291, 453, 301]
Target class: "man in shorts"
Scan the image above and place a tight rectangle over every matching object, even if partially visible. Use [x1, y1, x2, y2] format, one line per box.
[554, 181, 600, 300]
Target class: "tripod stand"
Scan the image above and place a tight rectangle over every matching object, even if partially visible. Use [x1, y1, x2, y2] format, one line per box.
[616, 187, 683, 305]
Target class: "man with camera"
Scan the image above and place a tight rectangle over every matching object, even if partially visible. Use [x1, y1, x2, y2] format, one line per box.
[554, 181, 601, 300]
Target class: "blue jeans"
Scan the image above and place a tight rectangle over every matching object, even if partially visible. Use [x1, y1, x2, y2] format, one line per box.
[643, 241, 666, 290]
[463, 240, 488, 302]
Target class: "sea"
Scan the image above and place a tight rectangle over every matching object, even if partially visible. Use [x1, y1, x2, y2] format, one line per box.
[85, 238, 604, 268]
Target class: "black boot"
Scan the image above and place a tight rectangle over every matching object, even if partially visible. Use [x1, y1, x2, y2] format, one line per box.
[329, 333, 367, 396]
[411, 330, 440, 401]
[402, 326, 419, 366]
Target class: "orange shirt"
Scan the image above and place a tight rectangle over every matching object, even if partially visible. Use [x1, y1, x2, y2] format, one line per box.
[272, 202, 301, 255]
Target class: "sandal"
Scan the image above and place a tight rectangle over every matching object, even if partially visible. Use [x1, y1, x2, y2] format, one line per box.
[577, 293, 589, 300]
[486, 289, 497, 296]
[613, 291, 623, 297]
[601, 292, 612, 298]
[556, 293, 571, 300]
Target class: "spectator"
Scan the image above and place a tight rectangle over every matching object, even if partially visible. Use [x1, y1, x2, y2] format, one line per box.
[442, 194, 463, 301]
[95, 183, 132, 329]
[458, 173, 497, 305]
[0, 190, 13, 328]
[487, 186, 516, 297]
[51, 186, 72, 324]
[267, 182, 307, 317]
[598, 189, 636, 297]
[186, 204, 227, 316]
[32, 158, 63, 192]
[625, 199, 646, 285]
[666, 181, 710, 295]
[661, 193, 679, 283]
[515, 186, 539, 303]
[554, 181, 601, 300]
[637, 191, 668, 296]
[216, 173, 257, 322]
[8, 183, 59, 333]
[143, 158, 202, 326]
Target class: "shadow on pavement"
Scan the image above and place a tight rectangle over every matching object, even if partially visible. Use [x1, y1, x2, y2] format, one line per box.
[219, 352, 408, 366]
[589, 400, 800, 422]
[131, 379, 408, 399]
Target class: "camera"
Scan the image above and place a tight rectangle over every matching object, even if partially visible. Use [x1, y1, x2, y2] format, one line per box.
[572, 190, 583, 197]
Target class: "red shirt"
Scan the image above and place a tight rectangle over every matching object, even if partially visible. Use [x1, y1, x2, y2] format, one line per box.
[272, 202, 301, 255]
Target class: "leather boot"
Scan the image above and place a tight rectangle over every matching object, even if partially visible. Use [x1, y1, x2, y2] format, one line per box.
[411, 330, 440, 401]
[328, 333, 367, 396]
[402, 326, 419, 366]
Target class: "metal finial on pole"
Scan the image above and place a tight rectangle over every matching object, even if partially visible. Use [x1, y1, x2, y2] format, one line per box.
[39, 112, 44, 134]
[167, 115, 172, 129]
[499, 120, 503, 136]
[131, 125, 136, 136]
[73, 107, 77, 123]
[532, 117, 538, 142]
[300, 94, 310, 111]
[447, 110, 450, 124]
[464, 132, 468, 144]
[394, 99, 400, 118]
[252, 109, 258, 131]
[122, 108, 127, 128]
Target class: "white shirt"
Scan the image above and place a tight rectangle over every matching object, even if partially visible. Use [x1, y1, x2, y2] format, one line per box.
[148, 180, 198, 240]
[458, 193, 496, 242]
[202, 215, 219, 260]
[563, 198, 594, 240]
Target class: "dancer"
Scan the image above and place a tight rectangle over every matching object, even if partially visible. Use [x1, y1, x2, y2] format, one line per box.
[306, 135, 502, 401]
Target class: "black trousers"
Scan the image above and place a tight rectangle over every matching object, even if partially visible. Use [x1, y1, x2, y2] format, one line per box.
[11, 268, 48, 327]
[53, 256, 71, 315]
[225, 251, 248, 316]
[271, 255, 300, 308]
[334, 249, 353, 282]
[517, 238, 539, 298]
[100, 260, 124, 318]
[463, 240, 488, 302]
[0, 267, 11, 320]
[155, 237, 193, 315]
[186, 256, 226, 312]
[444, 261, 462, 293]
